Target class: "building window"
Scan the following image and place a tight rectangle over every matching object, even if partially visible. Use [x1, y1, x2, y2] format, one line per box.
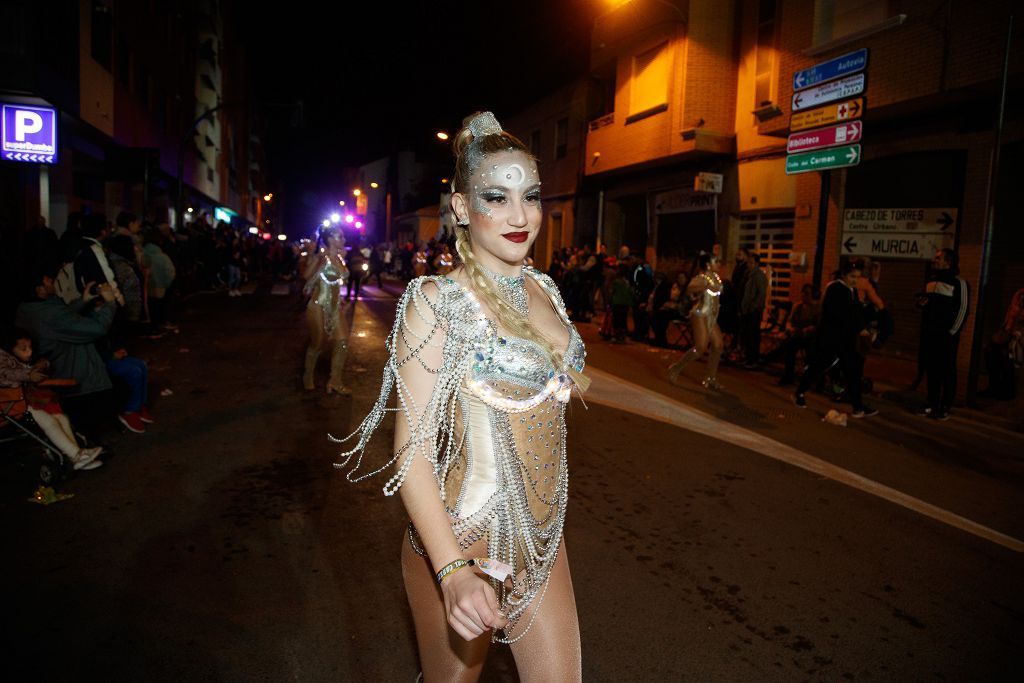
[629, 41, 671, 116]
[736, 210, 795, 308]
[813, 0, 891, 45]
[90, 0, 112, 71]
[555, 118, 568, 159]
[530, 130, 541, 158]
[754, 0, 777, 108]
[116, 33, 131, 89]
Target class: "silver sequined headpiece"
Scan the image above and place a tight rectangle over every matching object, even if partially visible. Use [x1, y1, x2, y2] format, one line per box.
[467, 111, 502, 139]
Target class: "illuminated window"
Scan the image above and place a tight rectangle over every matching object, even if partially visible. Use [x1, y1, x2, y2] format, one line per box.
[629, 41, 671, 116]
[813, 0, 891, 45]
[754, 0, 777, 108]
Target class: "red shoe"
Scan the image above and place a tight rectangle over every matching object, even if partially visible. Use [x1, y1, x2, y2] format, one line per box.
[138, 405, 155, 423]
[118, 412, 146, 433]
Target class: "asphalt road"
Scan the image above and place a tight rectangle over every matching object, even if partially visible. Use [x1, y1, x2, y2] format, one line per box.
[4, 282, 1020, 681]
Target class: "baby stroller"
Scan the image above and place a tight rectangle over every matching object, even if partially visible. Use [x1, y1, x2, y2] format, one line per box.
[0, 382, 79, 485]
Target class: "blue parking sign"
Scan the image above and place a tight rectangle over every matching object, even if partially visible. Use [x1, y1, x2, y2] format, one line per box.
[2, 103, 58, 164]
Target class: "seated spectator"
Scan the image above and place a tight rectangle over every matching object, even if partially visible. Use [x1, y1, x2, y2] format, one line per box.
[775, 284, 819, 385]
[14, 267, 118, 434]
[1, 327, 104, 470]
[650, 272, 689, 347]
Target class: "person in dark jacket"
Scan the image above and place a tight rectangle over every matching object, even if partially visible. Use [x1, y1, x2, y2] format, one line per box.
[917, 249, 970, 420]
[794, 260, 877, 417]
[739, 252, 768, 367]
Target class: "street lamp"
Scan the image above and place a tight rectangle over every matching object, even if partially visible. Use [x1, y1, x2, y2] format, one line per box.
[338, 200, 345, 206]
[330, 212, 341, 224]
[263, 193, 272, 202]
[322, 219, 331, 227]
[436, 131, 449, 141]
[370, 182, 379, 189]
[353, 189, 362, 197]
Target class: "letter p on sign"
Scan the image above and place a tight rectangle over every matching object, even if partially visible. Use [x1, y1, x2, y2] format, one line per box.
[15, 111, 43, 141]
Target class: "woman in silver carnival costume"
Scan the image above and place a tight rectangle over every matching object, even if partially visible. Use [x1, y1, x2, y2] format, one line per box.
[668, 252, 725, 389]
[334, 112, 588, 681]
[302, 224, 351, 394]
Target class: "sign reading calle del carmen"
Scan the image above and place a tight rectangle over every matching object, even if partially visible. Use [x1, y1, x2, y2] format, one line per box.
[841, 207, 958, 260]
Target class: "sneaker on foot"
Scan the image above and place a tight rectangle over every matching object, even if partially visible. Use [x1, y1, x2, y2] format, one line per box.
[118, 412, 146, 433]
[72, 446, 103, 470]
[138, 405, 155, 423]
[916, 406, 933, 417]
[794, 393, 807, 408]
[930, 409, 951, 421]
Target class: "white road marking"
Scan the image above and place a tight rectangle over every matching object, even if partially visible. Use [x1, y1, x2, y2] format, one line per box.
[582, 367, 1024, 553]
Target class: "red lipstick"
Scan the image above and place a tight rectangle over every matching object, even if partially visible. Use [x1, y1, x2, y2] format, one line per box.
[502, 231, 529, 243]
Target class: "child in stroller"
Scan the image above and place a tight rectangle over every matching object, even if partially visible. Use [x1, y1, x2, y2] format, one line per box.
[1, 327, 103, 472]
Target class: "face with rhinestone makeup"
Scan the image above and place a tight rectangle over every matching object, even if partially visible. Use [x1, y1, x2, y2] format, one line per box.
[452, 150, 542, 271]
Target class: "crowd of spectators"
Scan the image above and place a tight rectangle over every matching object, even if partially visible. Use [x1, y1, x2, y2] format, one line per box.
[1, 209, 290, 480]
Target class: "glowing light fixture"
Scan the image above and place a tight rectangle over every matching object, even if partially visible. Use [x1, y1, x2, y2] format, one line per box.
[345, 214, 354, 224]
[330, 212, 341, 223]
[353, 189, 362, 197]
[277, 234, 287, 241]
[339, 200, 346, 206]
[322, 219, 331, 227]
[436, 131, 449, 141]
[370, 182, 379, 189]
[248, 226, 259, 235]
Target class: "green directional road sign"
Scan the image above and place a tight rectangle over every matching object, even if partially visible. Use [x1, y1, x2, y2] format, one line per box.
[785, 144, 861, 175]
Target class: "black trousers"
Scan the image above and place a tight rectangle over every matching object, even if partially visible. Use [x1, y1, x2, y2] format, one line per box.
[797, 344, 865, 411]
[740, 311, 763, 363]
[925, 333, 960, 411]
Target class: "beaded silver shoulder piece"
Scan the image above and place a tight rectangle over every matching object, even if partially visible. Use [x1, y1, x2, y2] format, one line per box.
[332, 276, 484, 496]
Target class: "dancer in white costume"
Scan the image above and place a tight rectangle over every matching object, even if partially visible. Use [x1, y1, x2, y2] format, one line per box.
[336, 112, 588, 681]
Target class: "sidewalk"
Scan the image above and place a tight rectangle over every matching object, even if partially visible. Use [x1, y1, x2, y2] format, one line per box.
[576, 317, 1024, 434]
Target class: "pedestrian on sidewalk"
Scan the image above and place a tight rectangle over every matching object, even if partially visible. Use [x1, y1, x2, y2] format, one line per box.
[980, 287, 1024, 400]
[335, 111, 585, 681]
[610, 264, 635, 343]
[668, 252, 724, 389]
[917, 249, 970, 420]
[739, 251, 767, 368]
[795, 260, 877, 417]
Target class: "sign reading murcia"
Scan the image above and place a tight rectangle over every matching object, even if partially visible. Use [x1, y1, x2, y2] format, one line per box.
[841, 207, 958, 260]
[2, 103, 58, 164]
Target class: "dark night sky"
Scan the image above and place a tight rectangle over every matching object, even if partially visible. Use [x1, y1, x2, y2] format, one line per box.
[242, 0, 603, 232]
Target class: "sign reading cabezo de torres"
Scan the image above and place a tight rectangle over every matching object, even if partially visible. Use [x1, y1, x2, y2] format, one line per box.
[841, 207, 957, 260]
